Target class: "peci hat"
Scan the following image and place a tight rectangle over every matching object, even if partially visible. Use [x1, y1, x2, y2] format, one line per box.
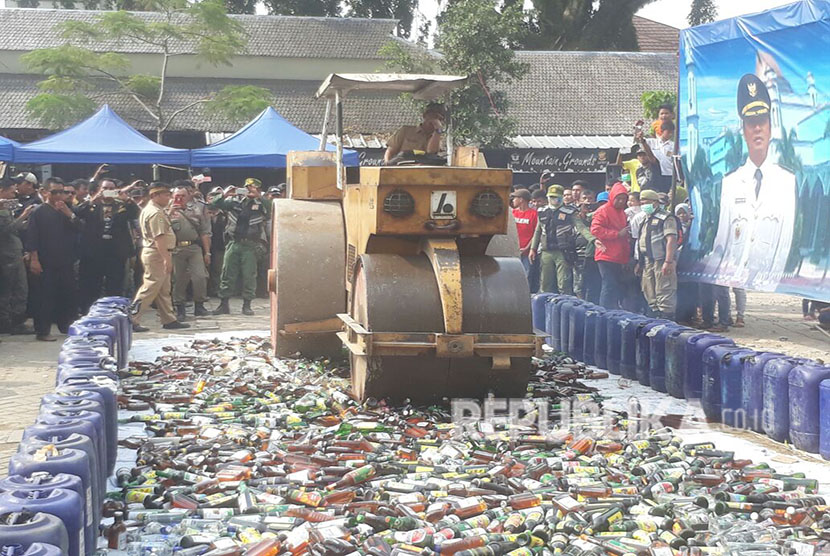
[546, 184, 564, 197]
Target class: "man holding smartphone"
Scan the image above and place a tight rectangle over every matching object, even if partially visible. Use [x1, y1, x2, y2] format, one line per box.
[210, 178, 270, 316]
[75, 178, 140, 312]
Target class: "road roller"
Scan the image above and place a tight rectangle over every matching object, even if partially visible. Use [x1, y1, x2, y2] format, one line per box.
[269, 73, 542, 403]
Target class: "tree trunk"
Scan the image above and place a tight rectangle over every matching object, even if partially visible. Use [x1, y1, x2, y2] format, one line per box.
[153, 127, 163, 180]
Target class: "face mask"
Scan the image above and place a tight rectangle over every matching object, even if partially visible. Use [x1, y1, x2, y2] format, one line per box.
[642, 203, 656, 215]
[548, 196, 563, 207]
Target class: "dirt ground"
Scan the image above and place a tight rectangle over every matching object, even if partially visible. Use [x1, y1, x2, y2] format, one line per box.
[0, 291, 826, 474]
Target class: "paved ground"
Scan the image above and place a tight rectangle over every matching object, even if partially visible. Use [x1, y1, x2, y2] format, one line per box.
[0, 297, 271, 474]
[0, 291, 827, 474]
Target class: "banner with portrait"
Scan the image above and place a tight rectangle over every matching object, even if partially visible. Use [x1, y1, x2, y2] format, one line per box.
[678, 0, 830, 301]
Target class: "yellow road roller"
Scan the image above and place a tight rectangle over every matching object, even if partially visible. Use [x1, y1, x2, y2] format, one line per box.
[269, 74, 542, 403]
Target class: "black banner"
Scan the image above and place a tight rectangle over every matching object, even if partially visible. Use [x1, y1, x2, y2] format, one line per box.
[484, 148, 616, 173]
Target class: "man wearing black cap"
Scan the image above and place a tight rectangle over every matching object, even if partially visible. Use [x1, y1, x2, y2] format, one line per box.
[384, 103, 446, 164]
[710, 73, 796, 289]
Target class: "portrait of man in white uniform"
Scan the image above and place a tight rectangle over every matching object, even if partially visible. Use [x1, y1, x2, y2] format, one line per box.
[709, 73, 796, 290]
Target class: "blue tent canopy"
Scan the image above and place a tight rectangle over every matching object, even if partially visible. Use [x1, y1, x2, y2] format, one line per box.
[191, 106, 359, 168]
[13, 105, 190, 165]
[0, 135, 18, 162]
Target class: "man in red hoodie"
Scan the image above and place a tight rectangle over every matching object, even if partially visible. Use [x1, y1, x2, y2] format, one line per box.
[590, 182, 631, 309]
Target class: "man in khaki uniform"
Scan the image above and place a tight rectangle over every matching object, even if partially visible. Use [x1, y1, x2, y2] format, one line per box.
[636, 189, 678, 319]
[383, 103, 445, 164]
[169, 187, 211, 320]
[131, 183, 190, 332]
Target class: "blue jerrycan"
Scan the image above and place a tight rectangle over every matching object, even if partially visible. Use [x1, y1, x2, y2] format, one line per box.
[740, 352, 786, 433]
[531, 293, 558, 332]
[0, 512, 68, 554]
[582, 306, 606, 367]
[701, 345, 753, 423]
[820, 379, 830, 461]
[567, 302, 591, 361]
[719, 348, 757, 429]
[664, 328, 700, 399]
[635, 319, 671, 387]
[0, 489, 86, 556]
[684, 333, 734, 400]
[648, 323, 687, 393]
[788, 362, 830, 453]
[619, 315, 651, 380]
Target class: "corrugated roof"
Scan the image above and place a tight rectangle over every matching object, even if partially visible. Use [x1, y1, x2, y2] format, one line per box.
[0, 8, 399, 59]
[633, 15, 681, 53]
[505, 51, 678, 136]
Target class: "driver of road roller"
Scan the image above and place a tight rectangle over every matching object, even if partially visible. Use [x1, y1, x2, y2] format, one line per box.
[383, 103, 446, 164]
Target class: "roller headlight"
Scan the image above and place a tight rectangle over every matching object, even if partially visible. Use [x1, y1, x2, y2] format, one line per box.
[471, 190, 504, 218]
[382, 189, 415, 217]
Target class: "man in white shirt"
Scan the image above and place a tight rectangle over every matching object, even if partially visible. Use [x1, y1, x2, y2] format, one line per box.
[709, 73, 796, 290]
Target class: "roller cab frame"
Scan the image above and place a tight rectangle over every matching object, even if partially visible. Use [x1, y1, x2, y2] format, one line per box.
[269, 73, 542, 403]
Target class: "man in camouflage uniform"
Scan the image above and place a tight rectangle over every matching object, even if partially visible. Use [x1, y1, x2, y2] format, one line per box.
[530, 184, 593, 295]
[169, 186, 212, 320]
[0, 180, 33, 335]
[636, 189, 679, 319]
[211, 178, 270, 316]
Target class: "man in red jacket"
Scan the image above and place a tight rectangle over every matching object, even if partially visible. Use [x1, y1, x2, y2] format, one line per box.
[590, 182, 631, 309]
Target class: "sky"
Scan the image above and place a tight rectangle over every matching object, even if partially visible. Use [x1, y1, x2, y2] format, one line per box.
[637, 0, 798, 29]
[415, 0, 800, 32]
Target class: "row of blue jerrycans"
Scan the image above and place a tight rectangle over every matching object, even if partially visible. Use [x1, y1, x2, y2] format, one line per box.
[532, 293, 830, 460]
[0, 296, 131, 555]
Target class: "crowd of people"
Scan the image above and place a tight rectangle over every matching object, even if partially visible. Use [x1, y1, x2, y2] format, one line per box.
[512, 104, 749, 331]
[0, 164, 284, 341]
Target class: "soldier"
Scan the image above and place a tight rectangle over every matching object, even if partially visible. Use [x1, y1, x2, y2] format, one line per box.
[131, 183, 190, 332]
[0, 180, 33, 335]
[635, 189, 679, 319]
[529, 184, 592, 295]
[168, 186, 212, 320]
[211, 178, 270, 316]
[710, 73, 796, 290]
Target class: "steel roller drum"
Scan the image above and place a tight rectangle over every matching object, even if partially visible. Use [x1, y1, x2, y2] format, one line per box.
[270, 199, 346, 358]
[484, 211, 520, 258]
[350, 253, 531, 402]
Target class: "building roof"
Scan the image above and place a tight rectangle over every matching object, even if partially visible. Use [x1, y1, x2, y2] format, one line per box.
[0, 8, 399, 59]
[505, 51, 677, 136]
[632, 15, 681, 53]
[0, 73, 418, 136]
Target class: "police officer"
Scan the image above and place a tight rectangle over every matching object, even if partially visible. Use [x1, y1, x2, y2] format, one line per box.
[0, 180, 32, 335]
[710, 73, 796, 290]
[168, 186, 212, 320]
[132, 183, 190, 332]
[211, 178, 270, 316]
[636, 189, 678, 319]
[529, 184, 592, 295]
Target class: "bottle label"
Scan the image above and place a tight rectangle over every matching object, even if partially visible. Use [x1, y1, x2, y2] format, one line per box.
[117, 530, 126, 550]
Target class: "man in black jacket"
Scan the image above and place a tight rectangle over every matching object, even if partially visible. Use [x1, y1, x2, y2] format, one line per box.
[75, 178, 139, 312]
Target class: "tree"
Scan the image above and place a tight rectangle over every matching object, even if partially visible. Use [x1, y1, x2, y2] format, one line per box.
[381, 0, 528, 148]
[22, 0, 273, 153]
[264, 0, 416, 37]
[224, 0, 257, 14]
[519, 0, 655, 51]
[641, 90, 677, 120]
[688, 0, 717, 27]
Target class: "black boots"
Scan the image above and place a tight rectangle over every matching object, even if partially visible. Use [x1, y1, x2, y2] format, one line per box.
[242, 300, 254, 316]
[194, 302, 208, 317]
[163, 320, 190, 330]
[176, 305, 187, 322]
[212, 298, 230, 315]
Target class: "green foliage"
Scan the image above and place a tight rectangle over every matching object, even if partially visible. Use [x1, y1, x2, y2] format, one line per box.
[264, 0, 416, 37]
[206, 86, 275, 126]
[126, 75, 162, 100]
[22, 0, 265, 136]
[26, 94, 97, 130]
[641, 90, 677, 120]
[383, 0, 528, 148]
[224, 0, 257, 14]
[520, 0, 655, 51]
[688, 0, 717, 27]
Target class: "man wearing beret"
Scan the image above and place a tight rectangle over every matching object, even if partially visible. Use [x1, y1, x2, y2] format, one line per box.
[530, 184, 592, 295]
[710, 73, 796, 290]
[211, 177, 270, 316]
